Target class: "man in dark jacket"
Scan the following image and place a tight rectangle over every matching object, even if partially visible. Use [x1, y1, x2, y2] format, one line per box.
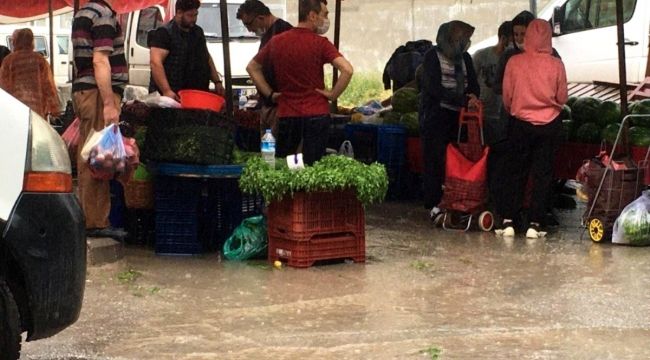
[237, 0, 293, 136]
[149, 0, 224, 100]
[418, 20, 480, 221]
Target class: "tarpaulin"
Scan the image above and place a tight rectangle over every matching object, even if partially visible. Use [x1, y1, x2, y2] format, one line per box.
[0, 0, 167, 19]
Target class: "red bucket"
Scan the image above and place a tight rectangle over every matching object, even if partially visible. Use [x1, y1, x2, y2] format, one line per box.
[178, 90, 225, 112]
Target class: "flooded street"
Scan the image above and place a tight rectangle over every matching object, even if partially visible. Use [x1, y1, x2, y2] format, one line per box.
[21, 201, 650, 359]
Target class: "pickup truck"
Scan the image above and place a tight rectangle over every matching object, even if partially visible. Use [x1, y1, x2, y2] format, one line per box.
[0, 88, 85, 359]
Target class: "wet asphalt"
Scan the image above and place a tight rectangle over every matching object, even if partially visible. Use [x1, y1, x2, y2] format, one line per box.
[20, 200, 650, 360]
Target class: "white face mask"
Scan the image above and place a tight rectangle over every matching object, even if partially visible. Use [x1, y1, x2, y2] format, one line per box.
[316, 18, 330, 35]
[254, 28, 265, 37]
[516, 42, 525, 50]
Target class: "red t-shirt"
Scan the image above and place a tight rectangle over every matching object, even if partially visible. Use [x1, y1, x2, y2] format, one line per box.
[254, 27, 342, 118]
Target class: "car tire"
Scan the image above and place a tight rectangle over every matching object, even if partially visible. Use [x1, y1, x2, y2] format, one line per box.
[0, 280, 21, 360]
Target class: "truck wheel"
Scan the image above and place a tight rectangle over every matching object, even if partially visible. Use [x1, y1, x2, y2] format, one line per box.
[0, 280, 21, 360]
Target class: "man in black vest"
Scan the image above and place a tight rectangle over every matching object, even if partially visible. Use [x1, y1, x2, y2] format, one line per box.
[149, 0, 224, 100]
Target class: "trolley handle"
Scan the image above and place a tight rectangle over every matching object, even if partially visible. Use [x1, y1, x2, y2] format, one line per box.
[457, 101, 484, 145]
[610, 114, 650, 168]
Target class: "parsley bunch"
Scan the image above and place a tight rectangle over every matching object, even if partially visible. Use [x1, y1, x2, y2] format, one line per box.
[239, 155, 388, 206]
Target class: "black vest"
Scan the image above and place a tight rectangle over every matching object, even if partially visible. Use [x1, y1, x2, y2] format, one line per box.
[149, 21, 210, 94]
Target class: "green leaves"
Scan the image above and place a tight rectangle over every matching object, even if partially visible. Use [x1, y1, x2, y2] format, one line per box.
[239, 155, 388, 206]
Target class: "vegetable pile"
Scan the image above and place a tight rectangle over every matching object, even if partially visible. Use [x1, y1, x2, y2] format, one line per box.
[239, 155, 389, 206]
[142, 108, 235, 165]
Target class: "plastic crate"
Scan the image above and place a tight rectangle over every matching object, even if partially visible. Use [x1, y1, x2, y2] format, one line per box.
[345, 123, 377, 164]
[267, 190, 364, 241]
[153, 162, 243, 178]
[268, 233, 365, 268]
[124, 209, 155, 246]
[201, 179, 264, 251]
[154, 176, 203, 255]
[377, 124, 407, 168]
[155, 211, 202, 255]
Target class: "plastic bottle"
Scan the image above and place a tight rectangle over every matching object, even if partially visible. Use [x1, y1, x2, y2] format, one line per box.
[238, 90, 248, 110]
[261, 129, 276, 168]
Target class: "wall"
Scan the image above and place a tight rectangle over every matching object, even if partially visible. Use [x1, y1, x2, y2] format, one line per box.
[281, 0, 553, 74]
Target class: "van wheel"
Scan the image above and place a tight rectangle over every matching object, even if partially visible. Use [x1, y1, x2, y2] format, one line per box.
[0, 280, 21, 360]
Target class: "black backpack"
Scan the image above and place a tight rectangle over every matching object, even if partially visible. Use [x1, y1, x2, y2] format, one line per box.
[383, 40, 433, 91]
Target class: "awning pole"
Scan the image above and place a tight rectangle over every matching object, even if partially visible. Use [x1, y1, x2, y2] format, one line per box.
[331, 0, 341, 111]
[219, 0, 233, 118]
[529, 0, 537, 16]
[49, 0, 54, 75]
[615, 0, 629, 153]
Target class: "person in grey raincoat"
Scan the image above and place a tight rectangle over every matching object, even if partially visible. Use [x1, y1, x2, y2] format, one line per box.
[417, 20, 480, 221]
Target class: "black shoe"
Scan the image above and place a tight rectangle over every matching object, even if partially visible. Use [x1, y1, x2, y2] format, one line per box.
[86, 227, 127, 240]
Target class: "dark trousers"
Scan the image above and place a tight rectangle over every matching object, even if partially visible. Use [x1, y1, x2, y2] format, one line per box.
[487, 139, 510, 210]
[421, 108, 459, 209]
[498, 117, 562, 224]
[276, 115, 330, 166]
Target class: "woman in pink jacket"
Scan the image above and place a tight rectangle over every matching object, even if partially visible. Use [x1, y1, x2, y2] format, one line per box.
[498, 19, 568, 239]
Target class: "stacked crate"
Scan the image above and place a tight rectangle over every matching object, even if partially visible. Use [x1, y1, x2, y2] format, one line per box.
[267, 190, 365, 268]
[344, 123, 407, 199]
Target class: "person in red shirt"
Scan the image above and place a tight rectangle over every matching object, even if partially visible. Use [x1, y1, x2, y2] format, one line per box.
[246, 0, 353, 165]
[499, 19, 568, 239]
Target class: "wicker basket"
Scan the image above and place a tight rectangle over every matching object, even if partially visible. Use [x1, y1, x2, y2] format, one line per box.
[124, 179, 154, 209]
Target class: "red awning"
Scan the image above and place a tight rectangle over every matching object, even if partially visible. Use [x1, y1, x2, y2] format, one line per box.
[0, 0, 167, 19]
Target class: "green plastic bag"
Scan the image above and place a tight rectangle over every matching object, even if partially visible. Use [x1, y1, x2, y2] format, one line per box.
[223, 216, 267, 260]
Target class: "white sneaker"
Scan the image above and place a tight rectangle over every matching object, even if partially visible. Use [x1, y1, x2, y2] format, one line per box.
[526, 224, 547, 239]
[495, 219, 515, 237]
[430, 207, 443, 226]
[503, 225, 515, 237]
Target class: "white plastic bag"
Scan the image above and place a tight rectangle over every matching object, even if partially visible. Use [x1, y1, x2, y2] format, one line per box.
[143, 91, 181, 108]
[80, 124, 128, 180]
[612, 190, 650, 246]
[338, 140, 354, 158]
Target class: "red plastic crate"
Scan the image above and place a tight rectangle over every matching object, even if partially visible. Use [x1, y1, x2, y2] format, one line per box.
[406, 136, 423, 174]
[268, 233, 365, 268]
[267, 190, 364, 241]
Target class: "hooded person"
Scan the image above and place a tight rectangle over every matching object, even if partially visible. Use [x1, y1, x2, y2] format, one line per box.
[417, 20, 480, 222]
[496, 19, 568, 239]
[0, 28, 59, 119]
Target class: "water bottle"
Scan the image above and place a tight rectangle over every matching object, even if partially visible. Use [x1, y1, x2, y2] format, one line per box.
[238, 90, 248, 110]
[261, 129, 276, 168]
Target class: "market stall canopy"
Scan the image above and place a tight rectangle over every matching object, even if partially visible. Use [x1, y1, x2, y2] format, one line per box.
[0, 0, 167, 23]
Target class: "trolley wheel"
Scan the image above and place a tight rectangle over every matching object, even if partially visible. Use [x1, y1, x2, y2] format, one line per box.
[478, 211, 494, 232]
[588, 217, 607, 242]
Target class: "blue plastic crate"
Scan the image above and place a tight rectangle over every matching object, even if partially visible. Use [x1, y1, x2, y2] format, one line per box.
[155, 211, 202, 255]
[154, 162, 244, 178]
[344, 123, 378, 164]
[377, 125, 407, 169]
[201, 178, 264, 251]
[154, 176, 203, 255]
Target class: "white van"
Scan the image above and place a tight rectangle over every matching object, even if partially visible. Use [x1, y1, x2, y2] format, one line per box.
[0, 25, 72, 85]
[125, 0, 285, 90]
[470, 0, 649, 84]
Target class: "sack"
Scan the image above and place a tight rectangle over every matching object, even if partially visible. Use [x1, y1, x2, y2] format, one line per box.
[81, 124, 128, 180]
[223, 216, 267, 261]
[612, 190, 650, 246]
[61, 117, 81, 155]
